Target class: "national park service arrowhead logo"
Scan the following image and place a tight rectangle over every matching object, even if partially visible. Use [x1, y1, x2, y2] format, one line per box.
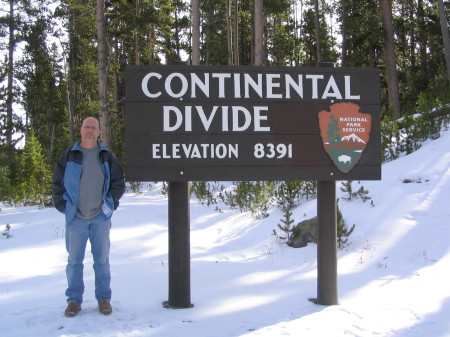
[318, 102, 371, 173]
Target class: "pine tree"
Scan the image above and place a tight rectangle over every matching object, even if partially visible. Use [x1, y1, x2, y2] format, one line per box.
[276, 181, 301, 244]
[337, 199, 355, 247]
[15, 131, 52, 206]
[250, 181, 275, 219]
[0, 154, 13, 204]
[19, 17, 68, 164]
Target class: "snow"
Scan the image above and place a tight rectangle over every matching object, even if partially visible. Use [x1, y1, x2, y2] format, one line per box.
[1, 125, 450, 337]
[341, 133, 366, 144]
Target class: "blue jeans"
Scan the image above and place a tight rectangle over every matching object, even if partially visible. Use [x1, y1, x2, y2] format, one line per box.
[65, 212, 112, 304]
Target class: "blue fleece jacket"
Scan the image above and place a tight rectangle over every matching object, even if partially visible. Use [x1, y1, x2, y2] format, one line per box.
[52, 141, 125, 224]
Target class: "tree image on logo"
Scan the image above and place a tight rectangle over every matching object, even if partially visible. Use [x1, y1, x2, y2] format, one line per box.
[326, 115, 342, 147]
[318, 102, 372, 173]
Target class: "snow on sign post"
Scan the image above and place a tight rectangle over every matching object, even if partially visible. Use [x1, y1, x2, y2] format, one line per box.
[125, 65, 381, 181]
[124, 65, 381, 308]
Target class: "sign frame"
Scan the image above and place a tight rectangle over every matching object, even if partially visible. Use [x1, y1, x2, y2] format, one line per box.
[125, 65, 381, 181]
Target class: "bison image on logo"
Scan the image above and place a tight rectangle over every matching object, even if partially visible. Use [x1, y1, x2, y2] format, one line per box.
[338, 154, 352, 164]
[318, 102, 372, 173]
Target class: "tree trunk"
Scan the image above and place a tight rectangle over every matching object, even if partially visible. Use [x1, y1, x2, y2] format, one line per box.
[67, 12, 75, 144]
[314, 0, 322, 63]
[417, 0, 428, 79]
[437, 0, 450, 84]
[49, 123, 55, 158]
[408, 1, 416, 70]
[341, 0, 347, 67]
[113, 39, 119, 115]
[6, 0, 15, 148]
[135, 0, 140, 65]
[226, 0, 232, 65]
[233, 0, 239, 65]
[380, 0, 401, 117]
[205, 7, 212, 65]
[96, 0, 110, 146]
[174, 10, 181, 59]
[148, 0, 155, 64]
[191, 0, 200, 65]
[254, 0, 264, 66]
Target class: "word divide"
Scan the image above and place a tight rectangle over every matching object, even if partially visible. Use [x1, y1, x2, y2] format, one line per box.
[141, 72, 361, 101]
[163, 105, 270, 132]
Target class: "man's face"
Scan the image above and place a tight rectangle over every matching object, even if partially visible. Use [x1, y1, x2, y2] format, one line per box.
[80, 118, 100, 144]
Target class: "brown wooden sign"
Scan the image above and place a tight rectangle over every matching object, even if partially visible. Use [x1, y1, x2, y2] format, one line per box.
[125, 65, 381, 181]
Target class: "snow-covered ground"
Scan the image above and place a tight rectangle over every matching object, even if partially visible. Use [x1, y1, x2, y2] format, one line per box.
[1, 124, 450, 337]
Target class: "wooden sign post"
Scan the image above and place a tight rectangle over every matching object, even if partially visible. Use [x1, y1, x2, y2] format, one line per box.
[166, 181, 192, 308]
[124, 65, 381, 308]
[316, 62, 338, 306]
[316, 180, 338, 305]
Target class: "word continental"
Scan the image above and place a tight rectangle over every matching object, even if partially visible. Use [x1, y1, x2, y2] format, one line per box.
[141, 72, 361, 100]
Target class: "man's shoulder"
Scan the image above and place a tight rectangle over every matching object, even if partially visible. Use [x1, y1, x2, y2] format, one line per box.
[64, 143, 83, 164]
[97, 142, 110, 151]
[61, 141, 81, 155]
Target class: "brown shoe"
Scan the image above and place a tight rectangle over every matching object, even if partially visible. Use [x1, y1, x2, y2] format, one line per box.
[98, 300, 112, 315]
[64, 302, 81, 317]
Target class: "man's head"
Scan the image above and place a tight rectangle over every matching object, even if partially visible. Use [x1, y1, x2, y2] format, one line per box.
[80, 117, 100, 149]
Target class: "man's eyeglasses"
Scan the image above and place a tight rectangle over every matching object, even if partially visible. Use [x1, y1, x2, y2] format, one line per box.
[83, 126, 99, 131]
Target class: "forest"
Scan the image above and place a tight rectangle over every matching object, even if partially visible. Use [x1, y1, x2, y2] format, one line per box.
[0, 0, 449, 208]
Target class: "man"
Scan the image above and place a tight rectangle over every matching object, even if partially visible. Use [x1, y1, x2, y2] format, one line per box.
[52, 117, 125, 317]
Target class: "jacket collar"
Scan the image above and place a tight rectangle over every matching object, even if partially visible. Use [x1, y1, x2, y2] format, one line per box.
[71, 140, 108, 152]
